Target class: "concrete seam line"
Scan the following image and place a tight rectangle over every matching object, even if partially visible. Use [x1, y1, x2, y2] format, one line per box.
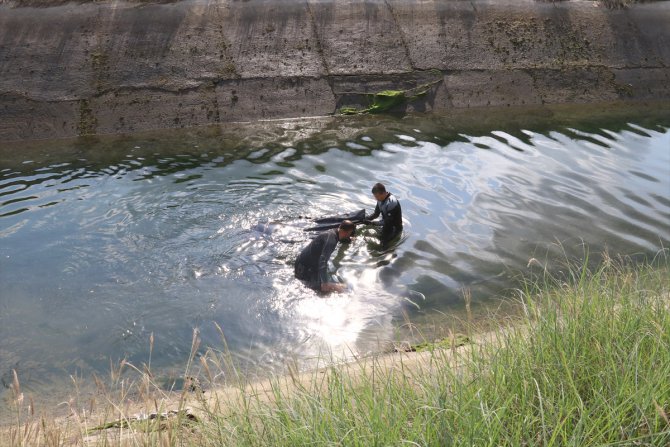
[306, 0, 331, 77]
[383, 0, 415, 71]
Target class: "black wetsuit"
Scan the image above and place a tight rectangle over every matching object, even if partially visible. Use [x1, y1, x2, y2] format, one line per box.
[367, 192, 403, 245]
[294, 228, 340, 289]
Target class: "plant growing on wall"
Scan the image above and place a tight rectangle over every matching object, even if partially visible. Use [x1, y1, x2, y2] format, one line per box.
[338, 77, 443, 115]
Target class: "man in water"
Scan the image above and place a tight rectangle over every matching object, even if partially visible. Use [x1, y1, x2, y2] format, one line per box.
[365, 182, 403, 246]
[294, 220, 356, 293]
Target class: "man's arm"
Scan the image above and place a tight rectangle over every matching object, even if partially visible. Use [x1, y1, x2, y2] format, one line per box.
[321, 282, 345, 293]
[317, 231, 338, 285]
[366, 203, 380, 222]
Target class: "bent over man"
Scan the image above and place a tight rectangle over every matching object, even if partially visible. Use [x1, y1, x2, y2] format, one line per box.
[294, 220, 355, 293]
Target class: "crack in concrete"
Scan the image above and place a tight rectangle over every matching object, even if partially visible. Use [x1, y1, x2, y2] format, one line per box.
[2, 63, 666, 104]
[306, 0, 331, 77]
[383, 0, 415, 71]
[214, 1, 239, 80]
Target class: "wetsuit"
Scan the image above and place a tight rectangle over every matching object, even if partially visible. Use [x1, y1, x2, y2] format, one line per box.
[294, 228, 340, 289]
[367, 192, 403, 245]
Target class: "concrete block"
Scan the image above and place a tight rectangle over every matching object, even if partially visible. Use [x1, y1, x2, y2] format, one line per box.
[0, 4, 97, 100]
[613, 68, 670, 100]
[91, 2, 234, 92]
[530, 67, 620, 105]
[220, 0, 326, 78]
[309, 0, 412, 75]
[444, 70, 540, 108]
[90, 86, 219, 135]
[215, 77, 336, 122]
[0, 95, 80, 142]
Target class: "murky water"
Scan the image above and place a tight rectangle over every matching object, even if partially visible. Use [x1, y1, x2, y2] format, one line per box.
[1, 104, 669, 415]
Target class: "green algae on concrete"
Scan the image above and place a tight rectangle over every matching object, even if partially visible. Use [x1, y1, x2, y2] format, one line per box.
[339, 89, 407, 115]
[338, 78, 442, 115]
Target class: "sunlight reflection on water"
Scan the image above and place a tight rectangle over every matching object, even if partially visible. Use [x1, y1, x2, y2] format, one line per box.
[0, 108, 669, 415]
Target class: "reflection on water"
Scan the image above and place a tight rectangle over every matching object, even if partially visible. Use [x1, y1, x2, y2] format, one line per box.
[1, 105, 669, 415]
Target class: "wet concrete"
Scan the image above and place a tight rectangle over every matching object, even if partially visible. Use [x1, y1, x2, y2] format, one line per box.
[0, 0, 669, 142]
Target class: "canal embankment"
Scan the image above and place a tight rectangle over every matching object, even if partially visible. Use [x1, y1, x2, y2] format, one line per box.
[1, 0, 669, 142]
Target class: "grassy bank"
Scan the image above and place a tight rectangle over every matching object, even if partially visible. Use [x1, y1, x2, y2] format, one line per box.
[3, 255, 670, 446]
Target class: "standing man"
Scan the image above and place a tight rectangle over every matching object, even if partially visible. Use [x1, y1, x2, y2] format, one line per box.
[365, 182, 403, 246]
[294, 220, 356, 293]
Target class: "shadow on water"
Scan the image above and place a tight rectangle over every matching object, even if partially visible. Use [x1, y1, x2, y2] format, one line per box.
[1, 102, 669, 417]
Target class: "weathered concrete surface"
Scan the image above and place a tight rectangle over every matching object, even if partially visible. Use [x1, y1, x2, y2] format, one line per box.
[0, 0, 669, 142]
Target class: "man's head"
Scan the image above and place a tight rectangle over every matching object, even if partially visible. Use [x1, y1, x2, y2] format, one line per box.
[338, 220, 356, 240]
[371, 182, 387, 201]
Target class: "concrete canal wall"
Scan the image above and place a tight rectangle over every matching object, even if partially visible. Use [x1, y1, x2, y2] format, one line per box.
[0, 0, 669, 142]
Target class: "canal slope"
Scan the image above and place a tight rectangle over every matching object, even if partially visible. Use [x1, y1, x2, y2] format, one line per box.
[1, 0, 669, 141]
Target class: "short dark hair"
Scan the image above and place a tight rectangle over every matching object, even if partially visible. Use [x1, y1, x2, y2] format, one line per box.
[339, 220, 355, 232]
[371, 183, 386, 195]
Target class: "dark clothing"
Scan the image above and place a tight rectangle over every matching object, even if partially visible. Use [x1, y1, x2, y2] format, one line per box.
[295, 229, 340, 288]
[304, 209, 366, 232]
[367, 192, 403, 245]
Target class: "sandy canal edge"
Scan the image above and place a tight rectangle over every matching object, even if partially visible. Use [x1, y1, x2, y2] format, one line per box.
[0, 323, 516, 445]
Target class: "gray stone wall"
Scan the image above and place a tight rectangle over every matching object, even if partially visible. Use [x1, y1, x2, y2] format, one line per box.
[1, 0, 669, 142]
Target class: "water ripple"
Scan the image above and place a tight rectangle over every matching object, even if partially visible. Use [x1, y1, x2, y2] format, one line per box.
[1, 112, 669, 415]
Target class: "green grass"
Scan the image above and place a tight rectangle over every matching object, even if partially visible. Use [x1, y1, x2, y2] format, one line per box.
[195, 256, 670, 446]
[3, 254, 670, 446]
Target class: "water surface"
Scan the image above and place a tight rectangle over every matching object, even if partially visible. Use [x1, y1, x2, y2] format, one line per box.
[1, 104, 669, 415]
